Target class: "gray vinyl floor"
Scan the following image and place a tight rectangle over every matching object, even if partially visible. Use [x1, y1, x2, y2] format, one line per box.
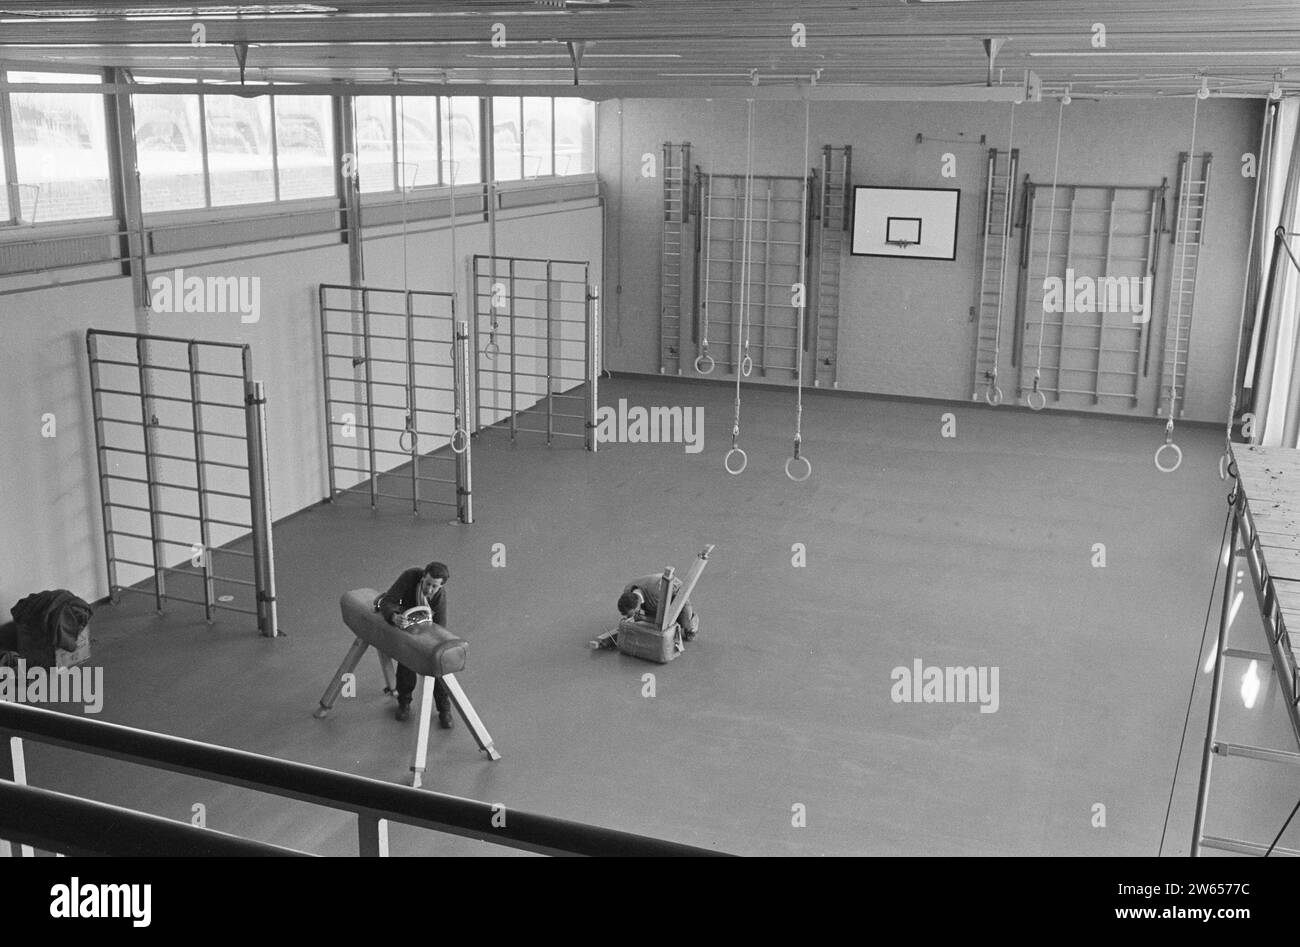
[18, 376, 1297, 856]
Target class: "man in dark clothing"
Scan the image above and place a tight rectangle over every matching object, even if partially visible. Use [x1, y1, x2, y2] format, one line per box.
[618, 575, 699, 639]
[374, 561, 454, 726]
[591, 573, 701, 650]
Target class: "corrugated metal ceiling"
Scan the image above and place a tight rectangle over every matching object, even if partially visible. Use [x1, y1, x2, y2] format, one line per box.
[1, 1, 1298, 99]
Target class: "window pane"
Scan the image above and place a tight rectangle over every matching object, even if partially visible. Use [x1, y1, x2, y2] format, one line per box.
[441, 97, 481, 186]
[522, 98, 553, 179]
[205, 94, 274, 205]
[134, 93, 205, 212]
[10, 71, 112, 222]
[275, 95, 334, 200]
[0, 146, 9, 222]
[354, 96, 395, 193]
[554, 98, 594, 176]
[397, 96, 439, 189]
[492, 96, 521, 183]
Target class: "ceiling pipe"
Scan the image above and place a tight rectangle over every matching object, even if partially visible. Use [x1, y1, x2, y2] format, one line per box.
[0, 78, 1031, 101]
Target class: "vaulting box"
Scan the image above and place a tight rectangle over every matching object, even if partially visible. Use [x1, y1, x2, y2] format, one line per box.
[340, 589, 467, 678]
[616, 618, 682, 664]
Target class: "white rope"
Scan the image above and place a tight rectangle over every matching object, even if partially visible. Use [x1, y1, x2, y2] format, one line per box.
[696, 173, 716, 373]
[1030, 97, 1066, 409]
[447, 97, 459, 304]
[446, 97, 470, 453]
[726, 99, 756, 474]
[397, 92, 415, 446]
[397, 93, 411, 292]
[740, 97, 756, 375]
[1155, 90, 1204, 474]
[787, 96, 812, 482]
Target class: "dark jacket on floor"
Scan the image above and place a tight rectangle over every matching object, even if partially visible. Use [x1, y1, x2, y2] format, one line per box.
[10, 589, 93, 667]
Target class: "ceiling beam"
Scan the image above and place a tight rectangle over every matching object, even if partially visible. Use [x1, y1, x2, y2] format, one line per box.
[0, 77, 1032, 101]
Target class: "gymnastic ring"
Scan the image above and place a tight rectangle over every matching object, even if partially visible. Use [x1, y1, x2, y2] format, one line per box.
[984, 385, 1003, 407]
[450, 428, 469, 455]
[484, 339, 500, 361]
[785, 455, 812, 482]
[1154, 441, 1183, 474]
[1026, 389, 1047, 411]
[398, 429, 417, 453]
[694, 353, 716, 375]
[741, 355, 754, 377]
[1218, 452, 1237, 481]
[724, 447, 748, 475]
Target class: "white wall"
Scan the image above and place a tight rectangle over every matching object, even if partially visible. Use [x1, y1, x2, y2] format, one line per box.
[598, 97, 1262, 423]
[0, 199, 603, 611]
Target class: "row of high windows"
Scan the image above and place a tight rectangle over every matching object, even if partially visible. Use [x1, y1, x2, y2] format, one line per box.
[0, 68, 596, 225]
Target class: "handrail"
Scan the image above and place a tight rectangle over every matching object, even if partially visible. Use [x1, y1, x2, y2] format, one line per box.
[0, 702, 727, 857]
[0, 781, 311, 857]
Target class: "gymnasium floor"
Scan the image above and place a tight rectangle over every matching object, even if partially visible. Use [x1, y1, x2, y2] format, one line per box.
[20, 375, 1295, 856]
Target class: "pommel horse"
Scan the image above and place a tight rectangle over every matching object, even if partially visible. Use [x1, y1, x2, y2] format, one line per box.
[315, 589, 500, 789]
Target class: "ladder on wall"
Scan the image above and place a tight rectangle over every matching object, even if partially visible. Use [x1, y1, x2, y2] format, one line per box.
[971, 147, 1018, 403]
[1157, 151, 1212, 419]
[660, 142, 691, 374]
[814, 146, 850, 388]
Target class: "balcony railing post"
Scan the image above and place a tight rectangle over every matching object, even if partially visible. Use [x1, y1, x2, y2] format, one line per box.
[357, 814, 390, 857]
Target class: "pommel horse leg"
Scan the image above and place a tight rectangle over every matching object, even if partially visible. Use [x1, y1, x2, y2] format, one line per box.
[315, 637, 370, 718]
[660, 544, 715, 633]
[410, 672, 501, 788]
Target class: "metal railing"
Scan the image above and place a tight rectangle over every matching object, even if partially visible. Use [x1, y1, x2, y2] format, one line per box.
[320, 284, 473, 521]
[471, 254, 600, 448]
[86, 329, 278, 636]
[0, 702, 725, 857]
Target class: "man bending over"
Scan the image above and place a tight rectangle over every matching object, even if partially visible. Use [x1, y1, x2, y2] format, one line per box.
[375, 561, 454, 726]
[592, 572, 701, 650]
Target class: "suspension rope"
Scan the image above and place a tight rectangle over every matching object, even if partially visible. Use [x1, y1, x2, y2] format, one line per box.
[695, 172, 716, 374]
[786, 96, 813, 483]
[725, 99, 756, 475]
[1027, 97, 1065, 412]
[396, 92, 418, 456]
[1156, 92, 1201, 473]
[447, 99, 469, 455]
[739, 97, 756, 378]
[985, 102, 1016, 407]
[1219, 103, 1274, 480]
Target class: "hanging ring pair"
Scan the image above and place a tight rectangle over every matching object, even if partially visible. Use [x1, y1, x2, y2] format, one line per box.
[1154, 419, 1182, 473]
[399, 426, 417, 454]
[741, 354, 754, 377]
[484, 336, 500, 361]
[785, 438, 812, 482]
[984, 377, 1003, 407]
[695, 343, 716, 375]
